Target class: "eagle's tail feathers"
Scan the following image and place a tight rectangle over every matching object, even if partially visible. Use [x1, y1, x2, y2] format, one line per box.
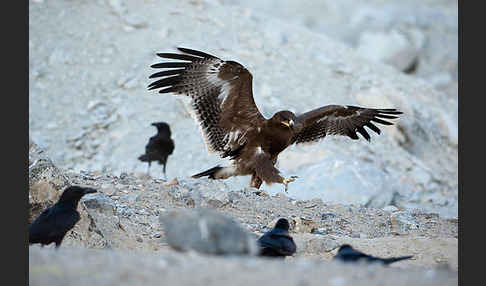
[191, 166, 223, 179]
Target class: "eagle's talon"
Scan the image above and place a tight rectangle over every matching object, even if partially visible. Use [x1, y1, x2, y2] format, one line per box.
[283, 176, 298, 192]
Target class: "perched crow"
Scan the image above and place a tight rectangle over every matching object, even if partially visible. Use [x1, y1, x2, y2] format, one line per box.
[29, 186, 97, 248]
[138, 122, 175, 179]
[334, 244, 413, 265]
[257, 218, 296, 257]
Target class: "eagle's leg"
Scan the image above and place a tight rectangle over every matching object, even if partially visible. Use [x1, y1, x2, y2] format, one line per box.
[162, 163, 167, 181]
[147, 162, 151, 175]
[254, 154, 297, 193]
[250, 173, 263, 189]
[283, 176, 298, 193]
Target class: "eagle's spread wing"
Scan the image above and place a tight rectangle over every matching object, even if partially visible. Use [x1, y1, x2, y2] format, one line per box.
[292, 105, 402, 144]
[148, 47, 265, 158]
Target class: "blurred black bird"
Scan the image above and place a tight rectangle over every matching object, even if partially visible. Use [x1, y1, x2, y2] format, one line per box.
[334, 244, 413, 265]
[29, 186, 97, 248]
[257, 218, 296, 257]
[138, 122, 175, 180]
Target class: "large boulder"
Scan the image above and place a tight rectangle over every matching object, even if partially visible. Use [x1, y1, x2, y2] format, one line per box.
[160, 208, 258, 255]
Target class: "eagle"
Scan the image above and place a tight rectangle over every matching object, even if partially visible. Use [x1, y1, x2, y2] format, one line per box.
[148, 48, 402, 192]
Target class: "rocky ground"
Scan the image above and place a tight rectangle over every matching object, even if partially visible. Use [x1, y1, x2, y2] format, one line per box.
[29, 0, 458, 285]
[29, 140, 457, 285]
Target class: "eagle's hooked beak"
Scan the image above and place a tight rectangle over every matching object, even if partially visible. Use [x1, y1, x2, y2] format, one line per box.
[282, 119, 295, 128]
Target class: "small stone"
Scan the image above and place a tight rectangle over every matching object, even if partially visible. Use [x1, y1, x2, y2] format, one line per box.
[277, 217, 318, 234]
[82, 193, 116, 215]
[305, 236, 339, 253]
[124, 14, 148, 29]
[122, 78, 138, 89]
[227, 191, 243, 203]
[123, 25, 135, 32]
[321, 213, 337, 223]
[383, 205, 399, 212]
[350, 232, 361, 238]
[391, 211, 420, 231]
[108, 0, 126, 15]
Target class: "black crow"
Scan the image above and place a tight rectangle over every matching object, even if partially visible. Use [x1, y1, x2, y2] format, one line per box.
[257, 218, 296, 257]
[29, 186, 97, 248]
[138, 122, 175, 179]
[334, 244, 413, 265]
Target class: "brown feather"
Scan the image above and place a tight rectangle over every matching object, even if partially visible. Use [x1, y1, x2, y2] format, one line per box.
[156, 53, 202, 61]
[147, 48, 402, 191]
[177, 47, 219, 59]
[293, 105, 401, 144]
[148, 48, 266, 157]
[149, 69, 184, 79]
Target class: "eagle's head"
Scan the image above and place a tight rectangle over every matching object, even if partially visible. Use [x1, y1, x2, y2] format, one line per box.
[270, 110, 297, 130]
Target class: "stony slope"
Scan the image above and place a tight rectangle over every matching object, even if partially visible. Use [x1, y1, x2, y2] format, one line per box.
[29, 142, 457, 284]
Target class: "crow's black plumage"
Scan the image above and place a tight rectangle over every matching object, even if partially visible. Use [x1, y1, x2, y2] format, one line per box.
[29, 186, 97, 248]
[334, 244, 413, 265]
[138, 122, 175, 179]
[257, 218, 296, 257]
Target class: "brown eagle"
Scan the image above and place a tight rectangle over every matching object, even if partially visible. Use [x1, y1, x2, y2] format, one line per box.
[148, 48, 402, 192]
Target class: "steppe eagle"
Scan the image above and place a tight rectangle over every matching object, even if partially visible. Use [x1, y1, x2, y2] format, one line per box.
[148, 48, 402, 192]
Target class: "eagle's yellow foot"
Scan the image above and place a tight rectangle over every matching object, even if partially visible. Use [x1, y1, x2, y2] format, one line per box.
[283, 176, 298, 193]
